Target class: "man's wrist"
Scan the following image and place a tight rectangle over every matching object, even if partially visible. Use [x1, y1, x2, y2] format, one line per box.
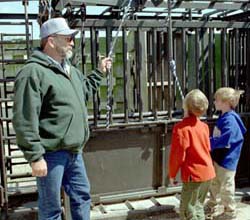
[30, 157, 43, 164]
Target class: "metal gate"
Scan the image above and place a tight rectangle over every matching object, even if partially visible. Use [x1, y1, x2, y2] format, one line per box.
[0, 0, 250, 218]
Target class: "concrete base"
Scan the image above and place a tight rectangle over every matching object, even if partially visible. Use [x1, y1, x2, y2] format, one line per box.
[1, 187, 250, 220]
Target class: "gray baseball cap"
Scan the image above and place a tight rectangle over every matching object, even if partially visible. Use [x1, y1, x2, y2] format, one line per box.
[40, 17, 79, 39]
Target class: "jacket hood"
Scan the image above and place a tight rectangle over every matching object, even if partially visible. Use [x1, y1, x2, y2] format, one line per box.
[26, 49, 65, 72]
[26, 49, 68, 76]
[232, 111, 247, 135]
[26, 49, 51, 66]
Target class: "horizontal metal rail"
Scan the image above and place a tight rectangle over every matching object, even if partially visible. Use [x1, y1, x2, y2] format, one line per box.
[0, 59, 27, 64]
[0, 98, 14, 102]
[1, 136, 16, 140]
[5, 155, 26, 159]
[4, 48, 28, 51]
[78, 19, 250, 29]
[54, 0, 250, 9]
[7, 172, 32, 179]
[0, 79, 15, 83]
[7, 185, 37, 196]
[0, 40, 32, 45]
[0, 21, 32, 25]
[1, 33, 31, 37]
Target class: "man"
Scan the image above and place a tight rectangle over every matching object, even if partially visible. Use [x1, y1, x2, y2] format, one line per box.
[12, 17, 111, 220]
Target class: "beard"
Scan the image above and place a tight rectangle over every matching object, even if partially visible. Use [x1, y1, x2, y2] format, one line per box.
[55, 45, 73, 59]
[65, 50, 73, 59]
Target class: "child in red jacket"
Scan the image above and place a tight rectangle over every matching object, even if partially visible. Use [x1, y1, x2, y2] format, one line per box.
[168, 89, 215, 220]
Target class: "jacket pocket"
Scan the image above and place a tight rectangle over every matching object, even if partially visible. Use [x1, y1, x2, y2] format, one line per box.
[63, 114, 73, 137]
[61, 114, 86, 149]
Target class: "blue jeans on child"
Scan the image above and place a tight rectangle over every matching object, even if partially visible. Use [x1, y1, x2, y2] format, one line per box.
[37, 150, 91, 220]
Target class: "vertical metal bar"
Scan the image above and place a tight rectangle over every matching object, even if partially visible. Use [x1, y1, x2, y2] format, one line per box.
[163, 32, 169, 114]
[239, 30, 244, 112]
[181, 28, 187, 95]
[23, 0, 30, 58]
[95, 30, 101, 118]
[239, 31, 244, 91]
[106, 27, 113, 127]
[0, 34, 5, 81]
[106, 26, 112, 60]
[80, 3, 86, 74]
[147, 31, 153, 112]
[0, 123, 8, 216]
[90, 28, 98, 127]
[152, 28, 158, 120]
[81, 30, 86, 74]
[221, 28, 228, 87]
[161, 124, 167, 188]
[231, 30, 235, 87]
[135, 28, 143, 121]
[90, 28, 97, 77]
[243, 31, 246, 68]
[81, 28, 86, 75]
[240, 31, 245, 112]
[159, 32, 165, 111]
[243, 31, 247, 109]
[157, 32, 164, 111]
[245, 30, 250, 112]
[203, 28, 209, 94]
[122, 28, 129, 123]
[229, 30, 233, 86]
[200, 29, 205, 91]
[240, 31, 243, 88]
[208, 28, 215, 116]
[173, 34, 177, 109]
[195, 28, 200, 89]
[235, 29, 240, 89]
[154, 125, 163, 188]
[0, 185, 4, 208]
[167, 0, 173, 120]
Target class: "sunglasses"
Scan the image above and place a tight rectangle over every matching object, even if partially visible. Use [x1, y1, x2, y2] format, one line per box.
[63, 35, 75, 42]
[50, 35, 75, 42]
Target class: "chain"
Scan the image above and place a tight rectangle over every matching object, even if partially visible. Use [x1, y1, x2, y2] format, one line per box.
[167, 0, 185, 101]
[108, 0, 133, 58]
[170, 60, 184, 100]
[106, 0, 133, 128]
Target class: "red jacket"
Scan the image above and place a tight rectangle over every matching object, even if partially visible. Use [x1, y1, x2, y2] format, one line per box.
[169, 116, 215, 182]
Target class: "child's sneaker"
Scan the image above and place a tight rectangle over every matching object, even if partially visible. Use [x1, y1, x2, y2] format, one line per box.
[204, 204, 223, 220]
[204, 205, 215, 219]
[204, 204, 214, 214]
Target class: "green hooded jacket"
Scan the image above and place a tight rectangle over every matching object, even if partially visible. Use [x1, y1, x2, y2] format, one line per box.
[12, 50, 103, 163]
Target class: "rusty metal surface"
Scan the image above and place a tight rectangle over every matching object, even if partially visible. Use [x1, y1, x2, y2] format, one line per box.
[84, 123, 165, 202]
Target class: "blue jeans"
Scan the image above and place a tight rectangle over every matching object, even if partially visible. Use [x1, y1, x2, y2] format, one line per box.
[37, 150, 91, 220]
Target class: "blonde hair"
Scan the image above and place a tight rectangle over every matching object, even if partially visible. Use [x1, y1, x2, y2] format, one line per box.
[214, 87, 244, 109]
[183, 89, 208, 116]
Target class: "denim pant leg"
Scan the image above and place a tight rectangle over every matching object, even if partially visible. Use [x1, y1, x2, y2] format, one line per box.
[62, 153, 91, 220]
[37, 151, 67, 220]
